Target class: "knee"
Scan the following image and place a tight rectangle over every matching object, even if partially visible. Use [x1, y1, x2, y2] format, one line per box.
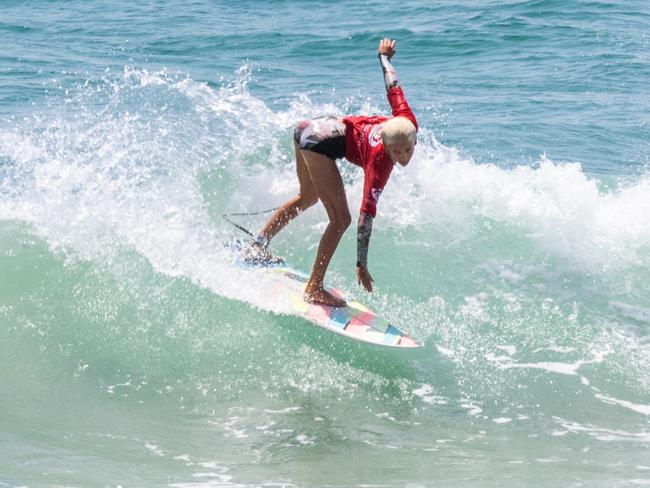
[333, 211, 352, 232]
[342, 212, 352, 230]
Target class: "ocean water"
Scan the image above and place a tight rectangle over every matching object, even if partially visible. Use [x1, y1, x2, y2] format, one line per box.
[1, 0, 649, 486]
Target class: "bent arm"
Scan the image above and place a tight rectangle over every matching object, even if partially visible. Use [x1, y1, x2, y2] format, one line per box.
[356, 212, 374, 268]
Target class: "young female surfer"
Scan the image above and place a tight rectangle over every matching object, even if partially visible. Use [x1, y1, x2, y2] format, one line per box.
[252, 37, 418, 307]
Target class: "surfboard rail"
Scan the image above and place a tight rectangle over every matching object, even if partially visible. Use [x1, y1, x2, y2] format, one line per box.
[271, 266, 419, 348]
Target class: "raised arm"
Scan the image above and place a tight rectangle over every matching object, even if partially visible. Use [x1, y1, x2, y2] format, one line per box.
[378, 37, 399, 91]
[380, 38, 418, 128]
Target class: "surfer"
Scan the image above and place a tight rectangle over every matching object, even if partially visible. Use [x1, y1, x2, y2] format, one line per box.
[251, 37, 418, 307]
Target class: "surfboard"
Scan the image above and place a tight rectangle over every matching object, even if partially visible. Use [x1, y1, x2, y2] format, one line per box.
[227, 238, 419, 348]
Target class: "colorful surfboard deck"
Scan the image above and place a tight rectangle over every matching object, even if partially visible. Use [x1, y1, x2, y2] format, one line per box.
[268, 266, 419, 348]
[228, 239, 419, 348]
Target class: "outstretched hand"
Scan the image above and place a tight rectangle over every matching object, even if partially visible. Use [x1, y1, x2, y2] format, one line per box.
[378, 37, 397, 59]
[356, 266, 374, 293]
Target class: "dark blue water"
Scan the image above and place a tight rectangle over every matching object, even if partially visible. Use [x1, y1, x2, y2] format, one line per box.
[1, 1, 649, 486]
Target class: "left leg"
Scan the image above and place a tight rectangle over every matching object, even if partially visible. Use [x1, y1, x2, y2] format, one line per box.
[257, 139, 319, 243]
[257, 116, 345, 246]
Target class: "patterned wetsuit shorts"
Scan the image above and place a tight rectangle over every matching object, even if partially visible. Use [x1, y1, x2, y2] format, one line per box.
[294, 116, 347, 160]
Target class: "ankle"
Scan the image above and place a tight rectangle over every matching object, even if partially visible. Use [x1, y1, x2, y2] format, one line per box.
[305, 279, 324, 291]
[254, 234, 269, 248]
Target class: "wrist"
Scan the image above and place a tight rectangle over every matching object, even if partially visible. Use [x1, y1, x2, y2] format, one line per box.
[356, 261, 367, 269]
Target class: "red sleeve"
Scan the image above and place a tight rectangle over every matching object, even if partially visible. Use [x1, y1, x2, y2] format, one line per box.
[387, 86, 418, 130]
[360, 167, 380, 218]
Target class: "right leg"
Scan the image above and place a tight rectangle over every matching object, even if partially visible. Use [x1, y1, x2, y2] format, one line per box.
[257, 139, 319, 243]
[300, 150, 352, 307]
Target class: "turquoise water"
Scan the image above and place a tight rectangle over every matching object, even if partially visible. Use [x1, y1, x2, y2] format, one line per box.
[1, 1, 649, 486]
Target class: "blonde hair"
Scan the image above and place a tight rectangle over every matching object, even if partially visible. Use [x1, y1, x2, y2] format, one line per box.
[381, 116, 416, 145]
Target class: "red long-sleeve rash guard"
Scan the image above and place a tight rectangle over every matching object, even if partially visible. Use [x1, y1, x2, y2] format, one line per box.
[342, 86, 418, 218]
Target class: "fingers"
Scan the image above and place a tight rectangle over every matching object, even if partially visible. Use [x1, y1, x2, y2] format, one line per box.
[361, 275, 370, 292]
[379, 38, 397, 51]
[360, 271, 374, 292]
[364, 275, 372, 293]
[356, 267, 375, 292]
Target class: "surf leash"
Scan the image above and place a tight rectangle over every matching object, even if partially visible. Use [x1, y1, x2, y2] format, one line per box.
[222, 207, 279, 238]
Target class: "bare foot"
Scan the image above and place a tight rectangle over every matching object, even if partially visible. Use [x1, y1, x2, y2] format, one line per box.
[304, 287, 346, 307]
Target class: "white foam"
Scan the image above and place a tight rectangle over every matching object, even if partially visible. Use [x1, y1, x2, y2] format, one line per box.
[0, 66, 319, 316]
[553, 417, 650, 443]
[595, 393, 650, 416]
[263, 406, 301, 414]
[381, 145, 650, 271]
[412, 384, 449, 406]
[496, 345, 517, 356]
[295, 434, 315, 445]
[2, 64, 650, 342]
[144, 441, 164, 456]
[490, 348, 611, 381]
[492, 417, 512, 424]
[459, 400, 483, 416]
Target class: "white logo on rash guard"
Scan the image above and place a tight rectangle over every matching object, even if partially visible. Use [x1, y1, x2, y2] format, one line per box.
[368, 123, 383, 147]
[371, 187, 383, 202]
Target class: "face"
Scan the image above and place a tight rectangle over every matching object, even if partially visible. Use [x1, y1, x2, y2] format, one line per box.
[386, 138, 416, 166]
